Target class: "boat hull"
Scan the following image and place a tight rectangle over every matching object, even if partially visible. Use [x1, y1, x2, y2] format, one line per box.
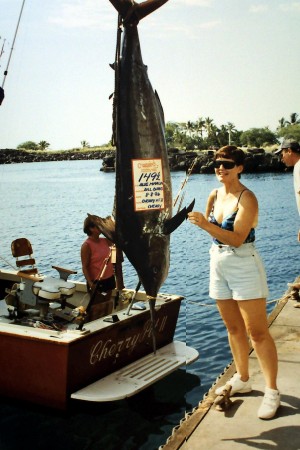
[0, 271, 183, 409]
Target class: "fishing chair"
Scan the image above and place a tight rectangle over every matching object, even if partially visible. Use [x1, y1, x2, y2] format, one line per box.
[11, 238, 38, 275]
[8, 238, 77, 318]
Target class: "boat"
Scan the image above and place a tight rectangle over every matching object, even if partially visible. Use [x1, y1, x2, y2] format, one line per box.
[0, 0, 199, 410]
[0, 259, 198, 410]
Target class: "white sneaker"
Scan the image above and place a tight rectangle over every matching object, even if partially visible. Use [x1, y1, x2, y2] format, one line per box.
[258, 387, 280, 419]
[215, 373, 252, 396]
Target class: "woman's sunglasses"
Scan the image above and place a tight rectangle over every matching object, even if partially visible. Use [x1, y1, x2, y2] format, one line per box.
[213, 160, 236, 169]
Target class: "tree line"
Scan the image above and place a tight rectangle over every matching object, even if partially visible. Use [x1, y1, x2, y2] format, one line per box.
[15, 113, 300, 151]
[165, 112, 300, 150]
[15, 140, 91, 151]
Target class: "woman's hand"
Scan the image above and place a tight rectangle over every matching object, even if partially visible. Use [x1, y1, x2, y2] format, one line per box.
[188, 211, 206, 228]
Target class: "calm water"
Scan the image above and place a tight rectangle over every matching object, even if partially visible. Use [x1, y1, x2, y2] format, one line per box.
[0, 160, 298, 450]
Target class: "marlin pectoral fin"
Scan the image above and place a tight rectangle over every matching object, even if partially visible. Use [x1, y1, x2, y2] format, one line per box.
[87, 213, 116, 243]
[163, 199, 195, 235]
[186, 198, 195, 215]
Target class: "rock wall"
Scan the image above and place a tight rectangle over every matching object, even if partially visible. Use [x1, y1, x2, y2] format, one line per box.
[101, 148, 288, 174]
[0, 149, 113, 165]
[0, 147, 288, 173]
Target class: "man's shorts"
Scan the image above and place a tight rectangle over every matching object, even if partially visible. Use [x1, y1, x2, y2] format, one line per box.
[209, 243, 269, 300]
[92, 275, 116, 293]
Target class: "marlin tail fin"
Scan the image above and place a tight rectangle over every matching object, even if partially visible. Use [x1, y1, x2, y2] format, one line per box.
[109, 0, 169, 24]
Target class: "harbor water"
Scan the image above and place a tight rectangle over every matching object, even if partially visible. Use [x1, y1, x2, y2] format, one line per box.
[0, 160, 298, 450]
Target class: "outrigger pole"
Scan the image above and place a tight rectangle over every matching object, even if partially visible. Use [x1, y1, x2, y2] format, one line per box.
[173, 157, 197, 212]
[1, 0, 26, 105]
[0, 39, 6, 61]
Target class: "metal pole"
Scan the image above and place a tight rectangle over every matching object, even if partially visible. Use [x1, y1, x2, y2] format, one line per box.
[2, 0, 26, 89]
[0, 39, 6, 61]
[126, 280, 142, 315]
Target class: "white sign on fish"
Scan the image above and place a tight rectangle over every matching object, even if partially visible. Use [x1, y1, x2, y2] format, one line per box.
[132, 158, 165, 211]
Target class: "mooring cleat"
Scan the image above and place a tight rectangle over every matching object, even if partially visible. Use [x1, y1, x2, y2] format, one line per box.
[214, 383, 233, 411]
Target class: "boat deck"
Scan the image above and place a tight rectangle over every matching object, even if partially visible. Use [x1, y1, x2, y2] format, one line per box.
[0, 276, 183, 344]
[162, 285, 300, 450]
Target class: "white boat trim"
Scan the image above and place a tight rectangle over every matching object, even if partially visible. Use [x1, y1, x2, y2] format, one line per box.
[71, 340, 199, 402]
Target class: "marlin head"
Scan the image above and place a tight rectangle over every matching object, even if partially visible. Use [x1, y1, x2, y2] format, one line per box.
[109, 0, 169, 25]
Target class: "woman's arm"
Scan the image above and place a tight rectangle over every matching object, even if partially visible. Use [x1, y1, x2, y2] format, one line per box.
[81, 242, 93, 288]
[188, 190, 258, 247]
[205, 189, 217, 219]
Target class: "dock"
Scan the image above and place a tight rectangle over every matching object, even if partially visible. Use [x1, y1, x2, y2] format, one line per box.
[161, 279, 300, 450]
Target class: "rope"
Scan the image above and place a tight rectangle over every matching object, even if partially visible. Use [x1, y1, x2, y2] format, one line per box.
[93, 246, 113, 284]
[111, 14, 123, 147]
[186, 298, 281, 308]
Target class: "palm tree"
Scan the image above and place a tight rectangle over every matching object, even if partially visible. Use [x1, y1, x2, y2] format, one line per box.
[195, 117, 205, 138]
[217, 125, 229, 147]
[81, 140, 90, 148]
[277, 117, 286, 130]
[169, 123, 184, 146]
[286, 113, 300, 126]
[204, 117, 214, 137]
[226, 122, 236, 145]
[38, 141, 50, 151]
[185, 121, 195, 138]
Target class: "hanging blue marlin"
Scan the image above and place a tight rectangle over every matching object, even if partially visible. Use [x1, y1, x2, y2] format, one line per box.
[89, 0, 194, 302]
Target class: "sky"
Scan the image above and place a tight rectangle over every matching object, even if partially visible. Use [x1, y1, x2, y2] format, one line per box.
[0, 0, 299, 150]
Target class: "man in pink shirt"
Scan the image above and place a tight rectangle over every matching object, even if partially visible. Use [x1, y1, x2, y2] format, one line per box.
[81, 216, 118, 320]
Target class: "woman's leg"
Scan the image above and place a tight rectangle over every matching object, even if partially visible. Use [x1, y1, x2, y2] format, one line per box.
[238, 298, 278, 390]
[217, 299, 251, 381]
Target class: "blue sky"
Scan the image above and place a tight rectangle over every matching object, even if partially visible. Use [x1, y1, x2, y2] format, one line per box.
[0, 0, 299, 150]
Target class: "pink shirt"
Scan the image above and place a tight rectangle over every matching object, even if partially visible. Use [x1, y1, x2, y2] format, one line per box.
[84, 237, 114, 281]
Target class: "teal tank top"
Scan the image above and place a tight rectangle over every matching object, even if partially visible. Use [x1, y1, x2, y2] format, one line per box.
[209, 189, 255, 245]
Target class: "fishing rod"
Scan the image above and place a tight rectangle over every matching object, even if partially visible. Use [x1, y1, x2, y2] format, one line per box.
[1, 0, 26, 104]
[173, 157, 197, 212]
[77, 246, 115, 330]
[0, 38, 6, 63]
[0, 254, 17, 271]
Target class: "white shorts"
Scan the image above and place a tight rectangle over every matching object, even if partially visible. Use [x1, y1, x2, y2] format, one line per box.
[209, 242, 269, 301]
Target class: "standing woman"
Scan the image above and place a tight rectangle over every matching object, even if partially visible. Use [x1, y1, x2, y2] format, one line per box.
[188, 145, 280, 419]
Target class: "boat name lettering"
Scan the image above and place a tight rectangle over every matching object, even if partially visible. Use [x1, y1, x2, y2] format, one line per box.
[89, 316, 168, 365]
